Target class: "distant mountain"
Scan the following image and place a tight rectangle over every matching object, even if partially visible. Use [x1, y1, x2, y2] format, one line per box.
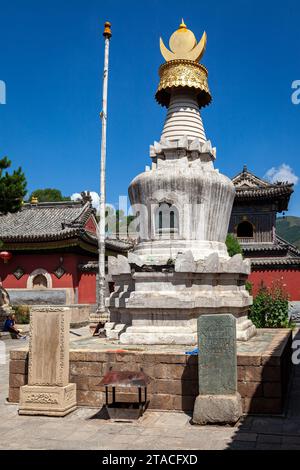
[277, 216, 300, 249]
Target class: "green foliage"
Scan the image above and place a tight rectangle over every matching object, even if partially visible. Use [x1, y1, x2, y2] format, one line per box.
[248, 281, 290, 328]
[12, 305, 30, 324]
[0, 157, 27, 214]
[245, 281, 252, 294]
[226, 234, 242, 257]
[29, 188, 70, 202]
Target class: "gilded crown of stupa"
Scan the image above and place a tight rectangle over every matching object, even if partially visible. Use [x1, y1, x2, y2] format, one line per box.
[156, 20, 212, 108]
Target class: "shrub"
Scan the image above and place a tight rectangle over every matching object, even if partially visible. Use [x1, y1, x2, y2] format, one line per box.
[226, 234, 242, 257]
[245, 281, 252, 294]
[12, 305, 30, 324]
[248, 280, 290, 328]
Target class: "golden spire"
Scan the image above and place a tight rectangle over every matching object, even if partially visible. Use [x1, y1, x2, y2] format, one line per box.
[160, 20, 206, 62]
[156, 21, 211, 108]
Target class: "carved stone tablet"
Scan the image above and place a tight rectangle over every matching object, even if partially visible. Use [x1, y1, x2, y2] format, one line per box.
[198, 314, 237, 395]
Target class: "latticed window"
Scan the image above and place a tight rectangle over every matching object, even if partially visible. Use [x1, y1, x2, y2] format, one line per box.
[155, 203, 179, 237]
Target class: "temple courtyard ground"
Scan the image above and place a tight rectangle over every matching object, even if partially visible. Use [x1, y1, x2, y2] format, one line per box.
[1, 332, 300, 450]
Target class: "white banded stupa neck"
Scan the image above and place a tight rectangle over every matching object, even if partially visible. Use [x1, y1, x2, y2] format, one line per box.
[161, 90, 206, 143]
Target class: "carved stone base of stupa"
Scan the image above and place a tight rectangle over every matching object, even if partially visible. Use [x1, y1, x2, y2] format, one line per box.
[107, 252, 256, 345]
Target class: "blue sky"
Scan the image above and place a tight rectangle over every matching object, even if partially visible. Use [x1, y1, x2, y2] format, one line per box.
[0, 0, 300, 214]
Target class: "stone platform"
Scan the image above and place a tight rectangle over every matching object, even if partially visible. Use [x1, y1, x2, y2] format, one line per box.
[108, 253, 256, 344]
[8, 329, 292, 415]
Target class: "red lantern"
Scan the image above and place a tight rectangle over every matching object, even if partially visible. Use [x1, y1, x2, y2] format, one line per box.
[0, 251, 12, 263]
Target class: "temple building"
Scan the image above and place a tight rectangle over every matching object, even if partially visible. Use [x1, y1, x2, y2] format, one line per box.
[0, 197, 131, 323]
[229, 166, 300, 300]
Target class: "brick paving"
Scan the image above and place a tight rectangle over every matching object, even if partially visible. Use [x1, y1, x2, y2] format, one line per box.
[0, 336, 300, 450]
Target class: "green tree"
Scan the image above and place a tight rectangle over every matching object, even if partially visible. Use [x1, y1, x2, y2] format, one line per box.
[226, 234, 242, 257]
[0, 157, 27, 214]
[29, 188, 70, 202]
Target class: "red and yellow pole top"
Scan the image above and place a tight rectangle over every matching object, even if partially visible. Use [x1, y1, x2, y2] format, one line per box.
[103, 21, 112, 39]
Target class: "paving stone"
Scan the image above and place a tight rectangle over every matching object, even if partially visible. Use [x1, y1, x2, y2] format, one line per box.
[256, 443, 282, 450]
[228, 440, 256, 450]
[257, 434, 282, 444]
[282, 435, 300, 445]
[230, 432, 257, 442]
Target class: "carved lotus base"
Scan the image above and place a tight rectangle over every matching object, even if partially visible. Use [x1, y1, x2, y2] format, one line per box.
[19, 383, 77, 417]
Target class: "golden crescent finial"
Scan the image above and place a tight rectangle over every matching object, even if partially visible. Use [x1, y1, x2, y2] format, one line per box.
[160, 37, 175, 61]
[159, 23, 207, 63]
[185, 31, 207, 62]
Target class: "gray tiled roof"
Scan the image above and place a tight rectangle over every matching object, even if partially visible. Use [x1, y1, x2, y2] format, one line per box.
[232, 167, 293, 211]
[0, 201, 96, 242]
[242, 235, 300, 268]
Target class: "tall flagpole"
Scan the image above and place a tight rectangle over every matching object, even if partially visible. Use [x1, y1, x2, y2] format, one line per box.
[97, 21, 112, 319]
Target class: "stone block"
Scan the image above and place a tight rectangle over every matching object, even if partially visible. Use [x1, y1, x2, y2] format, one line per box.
[9, 387, 20, 403]
[77, 390, 103, 406]
[203, 253, 220, 272]
[149, 393, 175, 410]
[115, 352, 140, 363]
[70, 361, 102, 377]
[27, 307, 70, 387]
[193, 393, 242, 425]
[154, 363, 185, 380]
[9, 373, 26, 388]
[10, 349, 27, 361]
[9, 359, 28, 375]
[70, 376, 90, 391]
[160, 353, 187, 365]
[198, 314, 237, 395]
[8, 289, 67, 305]
[116, 255, 131, 274]
[18, 306, 77, 416]
[155, 379, 182, 395]
[173, 395, 196, 412]
[19, 383, 77, 416]
[175, 250, 196, 272]
[261, 354, 281, 366]
[128, 253, 144, 267]
[237, 355, 261, 366]
[108, 256, 120, 276]
[238, 366, 246, 381]
[238, 381, 263, 398]
[244, 366, 263, 382]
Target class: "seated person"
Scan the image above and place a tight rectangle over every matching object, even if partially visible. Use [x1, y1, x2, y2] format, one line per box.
[92, 321, 105, 337]
[3, 314, 26, 339]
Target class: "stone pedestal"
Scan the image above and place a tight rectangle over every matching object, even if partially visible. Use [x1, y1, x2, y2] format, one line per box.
[19, 306, 76, 417]
[108, 252, 256, 345]
[193, 314, 242, 425]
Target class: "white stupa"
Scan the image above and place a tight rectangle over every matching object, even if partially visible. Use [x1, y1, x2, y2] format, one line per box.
[106, 21, 256, 345]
